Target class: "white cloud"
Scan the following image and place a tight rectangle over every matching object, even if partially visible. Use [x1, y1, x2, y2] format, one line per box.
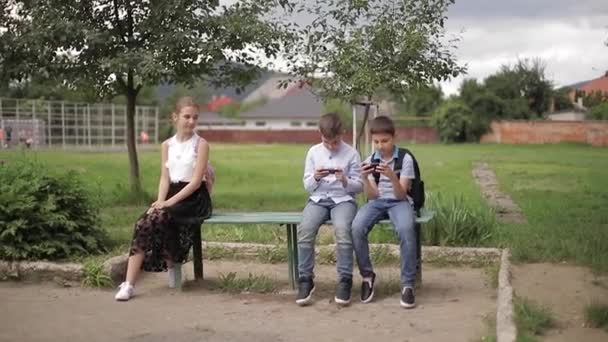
[441, 15, 608, 95]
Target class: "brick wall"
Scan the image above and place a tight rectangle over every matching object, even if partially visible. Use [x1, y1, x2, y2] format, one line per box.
[480, 121, 608, 146]
[199, 127, 439, 144]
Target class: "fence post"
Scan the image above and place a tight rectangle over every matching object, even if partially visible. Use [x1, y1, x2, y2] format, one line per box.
[111, 103, 116, 147]
[48, 102, 52, 147]
[61, 101, 66, 149]
[155, 106, 159, 144]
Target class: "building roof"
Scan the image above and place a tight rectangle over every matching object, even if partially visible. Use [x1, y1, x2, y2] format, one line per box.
[564, 72, 608, 94]
[242, 74, 294, 103]
[578, 72, 608, 96]
[198, 111, 241, 125]
[239, 88, 324, 119]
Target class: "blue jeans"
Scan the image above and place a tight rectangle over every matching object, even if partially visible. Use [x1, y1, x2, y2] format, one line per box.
[297, 199, 357, 280]
[352, 198, 417, 288]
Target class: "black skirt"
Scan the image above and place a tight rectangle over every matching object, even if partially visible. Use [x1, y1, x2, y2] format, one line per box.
[129, 182, 212, 272]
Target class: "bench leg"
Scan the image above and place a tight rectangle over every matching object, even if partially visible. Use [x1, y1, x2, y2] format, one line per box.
[415, 222, 422, 287]
[193, 225, 203, 280]
[286, 223, 298, 290]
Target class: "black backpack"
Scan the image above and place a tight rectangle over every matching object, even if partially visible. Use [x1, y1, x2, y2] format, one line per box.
[372, 147, 426, 216]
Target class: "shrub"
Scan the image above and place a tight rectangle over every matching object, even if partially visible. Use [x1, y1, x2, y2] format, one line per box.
[0, 160, 108, 260]
[587, 102, 608, 120]
[431, 99, 473, 143]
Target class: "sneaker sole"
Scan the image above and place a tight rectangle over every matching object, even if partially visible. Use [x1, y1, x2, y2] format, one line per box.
[295, 286, 315, 306]
[399, 300, 416, 309]
[334, 296, 351, 305]
[361, 278, 376, 304]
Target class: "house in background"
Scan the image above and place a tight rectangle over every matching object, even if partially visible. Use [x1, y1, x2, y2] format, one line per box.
[235, 87, 324, 130]
[566, 71, 608, 104]
[196, 86, 324, 131]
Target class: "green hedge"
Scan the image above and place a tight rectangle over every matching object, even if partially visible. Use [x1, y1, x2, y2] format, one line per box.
[0, 160, 108, 260]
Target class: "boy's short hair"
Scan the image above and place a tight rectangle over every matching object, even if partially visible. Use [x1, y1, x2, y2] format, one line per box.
[369, 116, 395, 136]
[318, 112, 344, 138]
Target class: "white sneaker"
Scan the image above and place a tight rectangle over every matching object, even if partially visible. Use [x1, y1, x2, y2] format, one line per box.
[114, 282, 134, 301]
[168, 265, 182, 289]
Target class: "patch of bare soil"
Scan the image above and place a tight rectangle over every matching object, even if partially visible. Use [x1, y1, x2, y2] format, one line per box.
[0, 260, 496, 342]
[472, 162, 527, 224]
[512, 263, 608, 341]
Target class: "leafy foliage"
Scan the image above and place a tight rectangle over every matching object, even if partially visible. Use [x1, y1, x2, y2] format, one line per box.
[0, 160, 108, 260]
[283, 0, 465, 103]
[396, 84, 444, 117]
[6, 0, 291, 192]
[587, 102, 608, 120]
[431, 99, 473, 143]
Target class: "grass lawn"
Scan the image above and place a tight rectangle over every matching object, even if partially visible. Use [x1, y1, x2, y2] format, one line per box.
[2, 142, 607, 271]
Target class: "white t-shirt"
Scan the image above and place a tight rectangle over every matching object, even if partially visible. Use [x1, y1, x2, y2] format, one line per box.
[165, 134, 201, 183]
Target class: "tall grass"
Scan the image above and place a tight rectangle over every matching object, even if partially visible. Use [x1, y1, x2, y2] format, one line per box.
[424, 192, 496, 246]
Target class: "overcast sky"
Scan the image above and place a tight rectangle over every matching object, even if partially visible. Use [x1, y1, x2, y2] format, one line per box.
[441, 0, 608, 94]
[223, 0, 608, 95]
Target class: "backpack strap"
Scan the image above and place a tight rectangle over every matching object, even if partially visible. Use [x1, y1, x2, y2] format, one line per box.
[373, 147, 407, 184]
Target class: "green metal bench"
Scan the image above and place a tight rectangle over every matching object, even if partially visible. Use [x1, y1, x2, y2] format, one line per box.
[193, 209, 434, 289]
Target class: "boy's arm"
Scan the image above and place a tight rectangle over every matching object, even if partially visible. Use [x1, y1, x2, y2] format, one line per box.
[363, 176, 379, 199]
[361, 156, 379, 199]
[303, 149, 321, 193]
[391, 154, 415, 200]
[343, 152, 363, 193]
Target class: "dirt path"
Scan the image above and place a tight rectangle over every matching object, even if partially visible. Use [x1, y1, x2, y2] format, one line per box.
[512, 263, 608, 341]
[0, 260, 495, 342]
[472, 162, 526, 223]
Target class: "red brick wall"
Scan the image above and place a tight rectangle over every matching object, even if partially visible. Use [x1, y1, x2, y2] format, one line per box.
[480, 121, 608, 146]
[199, 127, 438, 144]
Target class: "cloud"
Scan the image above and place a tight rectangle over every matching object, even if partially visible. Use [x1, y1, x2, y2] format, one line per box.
[440, 10, 608, 95]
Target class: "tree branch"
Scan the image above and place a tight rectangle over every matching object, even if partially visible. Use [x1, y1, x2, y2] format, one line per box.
[113, 0, 128, 44]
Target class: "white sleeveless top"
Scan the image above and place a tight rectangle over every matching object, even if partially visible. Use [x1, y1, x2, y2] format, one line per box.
[165, 134, 202, 183]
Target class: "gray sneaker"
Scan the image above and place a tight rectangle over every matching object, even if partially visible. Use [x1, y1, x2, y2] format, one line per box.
[334, 277, 352, 305]
[400, 286, 416, 309]
[295, 276, 315, 306]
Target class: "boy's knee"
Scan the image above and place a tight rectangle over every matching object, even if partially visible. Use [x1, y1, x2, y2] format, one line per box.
[395, 222, 415, 238]
[334, 224, 352, 244]
[297, 224, 318, 243]
[351, 221, 368, 239]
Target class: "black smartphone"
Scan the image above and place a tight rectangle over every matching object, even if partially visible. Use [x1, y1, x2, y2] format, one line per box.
[322, 168, 338, 174]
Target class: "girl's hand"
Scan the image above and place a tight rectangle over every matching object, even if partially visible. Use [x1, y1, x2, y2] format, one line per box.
[147, 200, 169, 214]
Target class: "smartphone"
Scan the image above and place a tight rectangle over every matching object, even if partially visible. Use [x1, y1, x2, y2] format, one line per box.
[368, 161, 381, 170]
[321, 168, 338, 174]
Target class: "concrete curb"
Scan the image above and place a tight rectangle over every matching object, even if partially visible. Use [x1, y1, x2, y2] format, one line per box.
[0, 260, 83, 282]
[496, 248, 516, 342]
[203, 241, 502, 264]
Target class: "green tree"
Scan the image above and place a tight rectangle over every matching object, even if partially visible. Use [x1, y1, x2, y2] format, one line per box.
[553, 88, 574, 111]
[587, 102, 608, 120]
[8, 0, 290, 194]
[396, 84, 443, 117]
[431, 99, 473, 143]
[283, 0, 465, 149]
[484, 58, 552, 118]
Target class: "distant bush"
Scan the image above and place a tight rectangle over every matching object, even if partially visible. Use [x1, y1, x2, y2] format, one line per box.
[0, 160, 108, 260]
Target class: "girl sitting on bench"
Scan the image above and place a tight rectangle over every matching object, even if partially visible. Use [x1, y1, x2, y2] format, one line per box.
[115, 96, 213, 301]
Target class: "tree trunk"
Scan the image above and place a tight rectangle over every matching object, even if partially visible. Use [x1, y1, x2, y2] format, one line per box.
[356, 97, 373, 151]
[125, 74, 142, 195]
